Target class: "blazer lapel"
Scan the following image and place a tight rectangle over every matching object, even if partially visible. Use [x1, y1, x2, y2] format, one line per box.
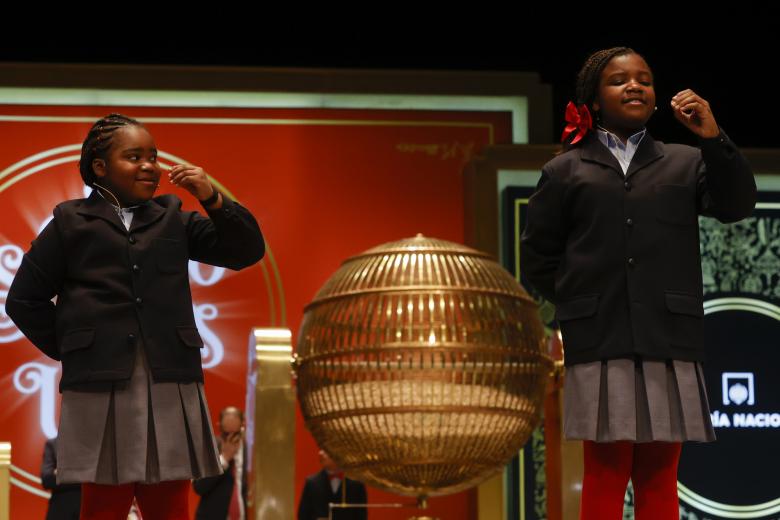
[76, 190, 127, 234]
[76, 191, 167, 234]
[579, 134, 624, 178]
[129, 199, 166, 233]
[625, 133, 664, 180]
[580, 132, 665, 181]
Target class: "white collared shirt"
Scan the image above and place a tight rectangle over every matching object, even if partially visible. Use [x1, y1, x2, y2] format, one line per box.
[329, 474, 342, 494]
[94, 189, 139, 230]
[596, 127, 647, 175]
[118, 207, 135, 230]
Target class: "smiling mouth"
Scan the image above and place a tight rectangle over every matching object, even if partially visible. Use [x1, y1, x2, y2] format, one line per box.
[623, 99, 646, 105]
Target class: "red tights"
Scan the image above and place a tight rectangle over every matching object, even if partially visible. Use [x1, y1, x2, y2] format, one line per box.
[580, 441, 681, 520]
[80, 480, 189, 520]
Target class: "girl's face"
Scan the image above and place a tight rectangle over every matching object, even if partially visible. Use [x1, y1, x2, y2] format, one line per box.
[92, 126, 161, 206]
[592, 53, 656, 138]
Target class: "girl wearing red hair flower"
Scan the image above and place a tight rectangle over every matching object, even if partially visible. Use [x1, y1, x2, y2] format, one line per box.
[522, 47, 756, 519]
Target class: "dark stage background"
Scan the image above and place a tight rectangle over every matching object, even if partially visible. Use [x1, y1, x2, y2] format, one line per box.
[1, 20, 777, 148]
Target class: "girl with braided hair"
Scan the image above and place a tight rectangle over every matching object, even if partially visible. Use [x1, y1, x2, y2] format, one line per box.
[7, 114, 265, 519]
[521, 48, 756, 518]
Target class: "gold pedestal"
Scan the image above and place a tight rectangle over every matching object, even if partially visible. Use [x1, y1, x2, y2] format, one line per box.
[246, 328, 295, 520]
[0, 442, 10, 520]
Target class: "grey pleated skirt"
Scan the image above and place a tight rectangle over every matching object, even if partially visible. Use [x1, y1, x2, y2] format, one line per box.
[563, 358, 716, 443]
[56, 342, 223, 485]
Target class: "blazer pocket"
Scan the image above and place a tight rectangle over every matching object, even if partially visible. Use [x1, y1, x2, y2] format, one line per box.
[665, 291, 704, 349]
[555, 294, 600, 351]
[654, 184, 695, 226]
[176, 326, 204, 348]
[60, 328, 95, 353]
[556, 294, 599, 320]
[154, 238, 184, 274]
[665, 291, 704, 317]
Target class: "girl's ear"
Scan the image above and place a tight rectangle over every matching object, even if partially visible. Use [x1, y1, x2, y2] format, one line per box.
[591, 100, 600, 113]
[92, 158, 106, 179]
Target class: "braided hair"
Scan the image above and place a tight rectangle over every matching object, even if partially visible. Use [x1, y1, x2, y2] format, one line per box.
[561, 47, 638, 151]
[576, 46, 636, 109]
[78, 113, 143, 187]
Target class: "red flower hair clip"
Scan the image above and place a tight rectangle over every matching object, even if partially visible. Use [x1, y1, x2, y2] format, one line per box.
[561, 101, 593, 144]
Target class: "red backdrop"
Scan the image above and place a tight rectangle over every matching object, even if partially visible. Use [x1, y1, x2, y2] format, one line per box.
[0, 103, 512, 518]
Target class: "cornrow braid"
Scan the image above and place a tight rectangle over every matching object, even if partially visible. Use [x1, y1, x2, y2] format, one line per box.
[78, 113, 143, 187]
[560, 47, 636, 152]
[576, 46, 635, 115]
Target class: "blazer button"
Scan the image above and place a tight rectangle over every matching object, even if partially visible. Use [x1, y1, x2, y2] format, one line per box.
[128, 235, 136, 244]
[628, 257, 636, 267]
[127, 333, 136, 344]
[132, 264, 141, 273]
[626, 218, 634, 226]
[135, 297, 143, 305]
[624, 181, 631, 191]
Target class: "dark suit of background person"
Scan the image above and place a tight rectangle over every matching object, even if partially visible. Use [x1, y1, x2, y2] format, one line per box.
[193, 438, 247, 520]
[298, 469, 368, 520]
[194, 407, 247, 520]
[519, 131, 755, 366]
[41, 437, 80, 520]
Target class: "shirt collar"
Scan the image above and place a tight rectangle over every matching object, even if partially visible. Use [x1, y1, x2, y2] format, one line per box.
[596, 126, 646, 149]
[95, 188, 143, 212]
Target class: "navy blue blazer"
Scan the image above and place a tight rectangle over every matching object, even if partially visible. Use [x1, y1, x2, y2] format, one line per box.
[520, 130, 755, 365]
[298, 469, 367, 520]
[6, 190, 264, 390]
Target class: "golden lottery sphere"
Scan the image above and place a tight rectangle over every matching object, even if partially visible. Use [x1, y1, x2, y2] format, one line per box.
[294, 235, 550, 498]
